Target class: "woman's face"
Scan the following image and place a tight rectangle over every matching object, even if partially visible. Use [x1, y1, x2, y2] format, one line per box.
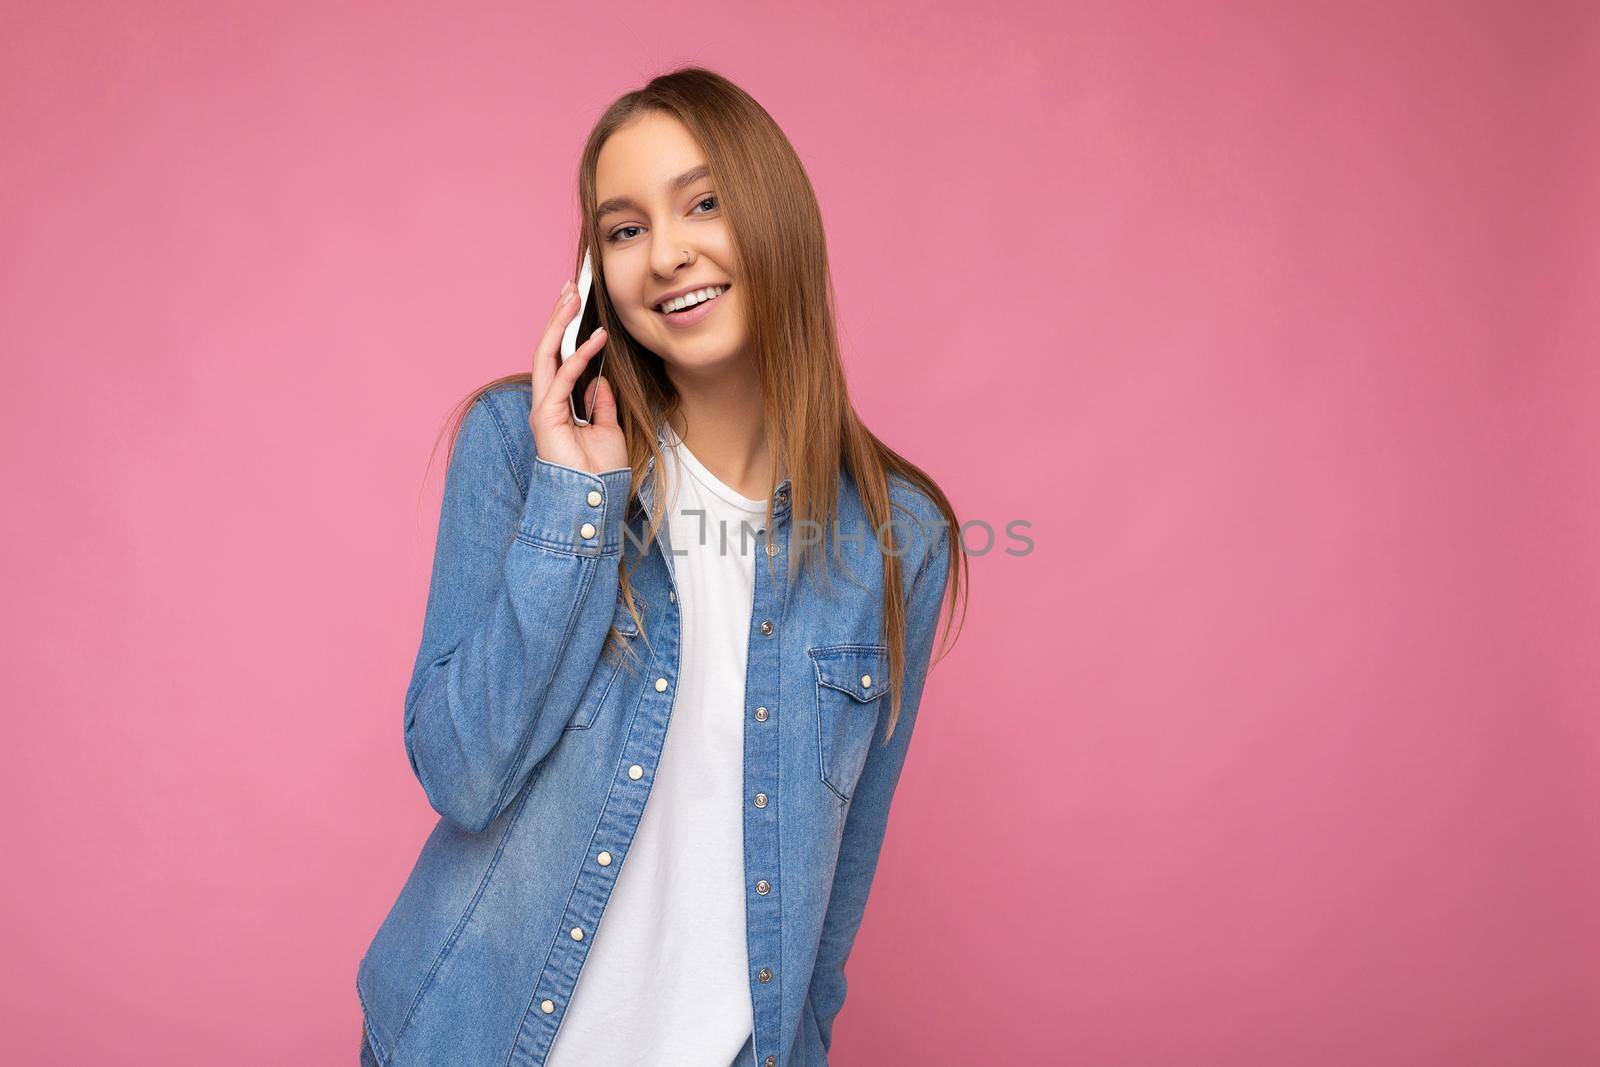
[594, 112, 748, 374]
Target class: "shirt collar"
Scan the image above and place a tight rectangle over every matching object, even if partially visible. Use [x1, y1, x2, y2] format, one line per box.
[637, 417, 792, 520]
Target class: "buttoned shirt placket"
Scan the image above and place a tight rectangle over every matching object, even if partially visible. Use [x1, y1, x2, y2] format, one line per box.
[507, 426, 796, 1067]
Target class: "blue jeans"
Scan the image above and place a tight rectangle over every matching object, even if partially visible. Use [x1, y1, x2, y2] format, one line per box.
[359, 1021, 379, 1066]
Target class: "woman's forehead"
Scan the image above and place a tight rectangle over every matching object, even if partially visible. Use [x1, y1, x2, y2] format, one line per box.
[596, 115, 708, 206]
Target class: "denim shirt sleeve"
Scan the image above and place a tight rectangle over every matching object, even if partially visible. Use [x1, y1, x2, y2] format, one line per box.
[402, 394, 634, 834]
[806, 521, 953, 1051]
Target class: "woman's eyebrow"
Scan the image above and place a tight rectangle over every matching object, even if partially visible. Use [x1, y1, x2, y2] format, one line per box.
[596, 164, 712, 220]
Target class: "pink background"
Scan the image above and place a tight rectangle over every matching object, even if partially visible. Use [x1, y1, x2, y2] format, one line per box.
[4, 2, 1597, 1064]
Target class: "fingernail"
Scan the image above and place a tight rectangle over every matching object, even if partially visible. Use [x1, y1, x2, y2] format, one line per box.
[559, 280, 573, 299]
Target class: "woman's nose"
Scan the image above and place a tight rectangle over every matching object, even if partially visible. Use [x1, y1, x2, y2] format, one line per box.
[650, 228, 694, 274]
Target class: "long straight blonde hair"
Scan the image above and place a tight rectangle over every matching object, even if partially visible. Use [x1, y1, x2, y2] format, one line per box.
[426, 66, 966, 743]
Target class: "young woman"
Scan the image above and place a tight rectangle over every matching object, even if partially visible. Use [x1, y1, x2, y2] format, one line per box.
[356, 66, 967, 1067]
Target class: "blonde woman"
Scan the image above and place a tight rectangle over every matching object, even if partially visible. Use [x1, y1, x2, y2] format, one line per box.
[357, 66, 966, 1067]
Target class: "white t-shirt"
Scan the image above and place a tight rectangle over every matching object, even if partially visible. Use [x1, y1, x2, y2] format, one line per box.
[545, 422, 767, 1067]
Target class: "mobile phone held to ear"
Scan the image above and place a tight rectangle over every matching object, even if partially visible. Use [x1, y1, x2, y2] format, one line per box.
[559, 247, 605, 425]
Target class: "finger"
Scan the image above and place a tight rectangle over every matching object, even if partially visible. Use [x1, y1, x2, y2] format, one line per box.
[532, 283, 576, 402]
[532, 282, 580, 404]
[579, 377, 601, 423]
[534, 327, 607, 427]
[588, 371, 619, 429]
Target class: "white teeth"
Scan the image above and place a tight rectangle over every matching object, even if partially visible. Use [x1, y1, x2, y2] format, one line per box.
[658, 285, 725, 314]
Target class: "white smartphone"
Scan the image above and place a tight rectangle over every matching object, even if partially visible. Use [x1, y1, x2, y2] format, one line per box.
[559, 247, 604, 425]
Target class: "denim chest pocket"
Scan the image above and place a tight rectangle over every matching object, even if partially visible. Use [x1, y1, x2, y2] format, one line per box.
[567, 593, 642, 731]
[809, 644, 891, 803]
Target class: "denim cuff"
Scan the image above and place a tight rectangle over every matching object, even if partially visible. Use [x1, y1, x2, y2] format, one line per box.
[516, 455, 634, 557]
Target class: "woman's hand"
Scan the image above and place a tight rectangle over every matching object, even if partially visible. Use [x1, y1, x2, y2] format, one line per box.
[528, 279, 627, 474]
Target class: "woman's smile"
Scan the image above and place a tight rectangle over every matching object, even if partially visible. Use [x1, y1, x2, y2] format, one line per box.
[655, 283, 730, 329]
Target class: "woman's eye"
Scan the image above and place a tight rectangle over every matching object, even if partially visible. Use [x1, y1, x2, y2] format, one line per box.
[604, 197, 716, 244]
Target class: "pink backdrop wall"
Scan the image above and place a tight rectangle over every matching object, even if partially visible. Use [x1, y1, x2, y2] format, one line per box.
[4, 2, 1597, 1064]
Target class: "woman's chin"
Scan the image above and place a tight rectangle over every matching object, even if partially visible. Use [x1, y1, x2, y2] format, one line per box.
[659, 339, 750, 375]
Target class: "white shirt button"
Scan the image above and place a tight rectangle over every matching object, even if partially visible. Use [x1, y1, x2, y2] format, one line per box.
[860, 674, 872, 689]
[597, 851, 612, 866]
[655, 677, 669, 692]
[541, 999, 555, 1014]
[579, 522, 597, 539]
[586, 489, 602, 506]
[570, 927, 584, 941]
[629, 764, 643, 780]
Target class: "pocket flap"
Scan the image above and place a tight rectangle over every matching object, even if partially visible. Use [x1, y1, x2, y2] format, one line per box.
[809, 644, 890, 702]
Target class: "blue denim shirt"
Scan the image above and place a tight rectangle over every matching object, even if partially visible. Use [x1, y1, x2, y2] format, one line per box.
[356, 383, 951, 1066]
